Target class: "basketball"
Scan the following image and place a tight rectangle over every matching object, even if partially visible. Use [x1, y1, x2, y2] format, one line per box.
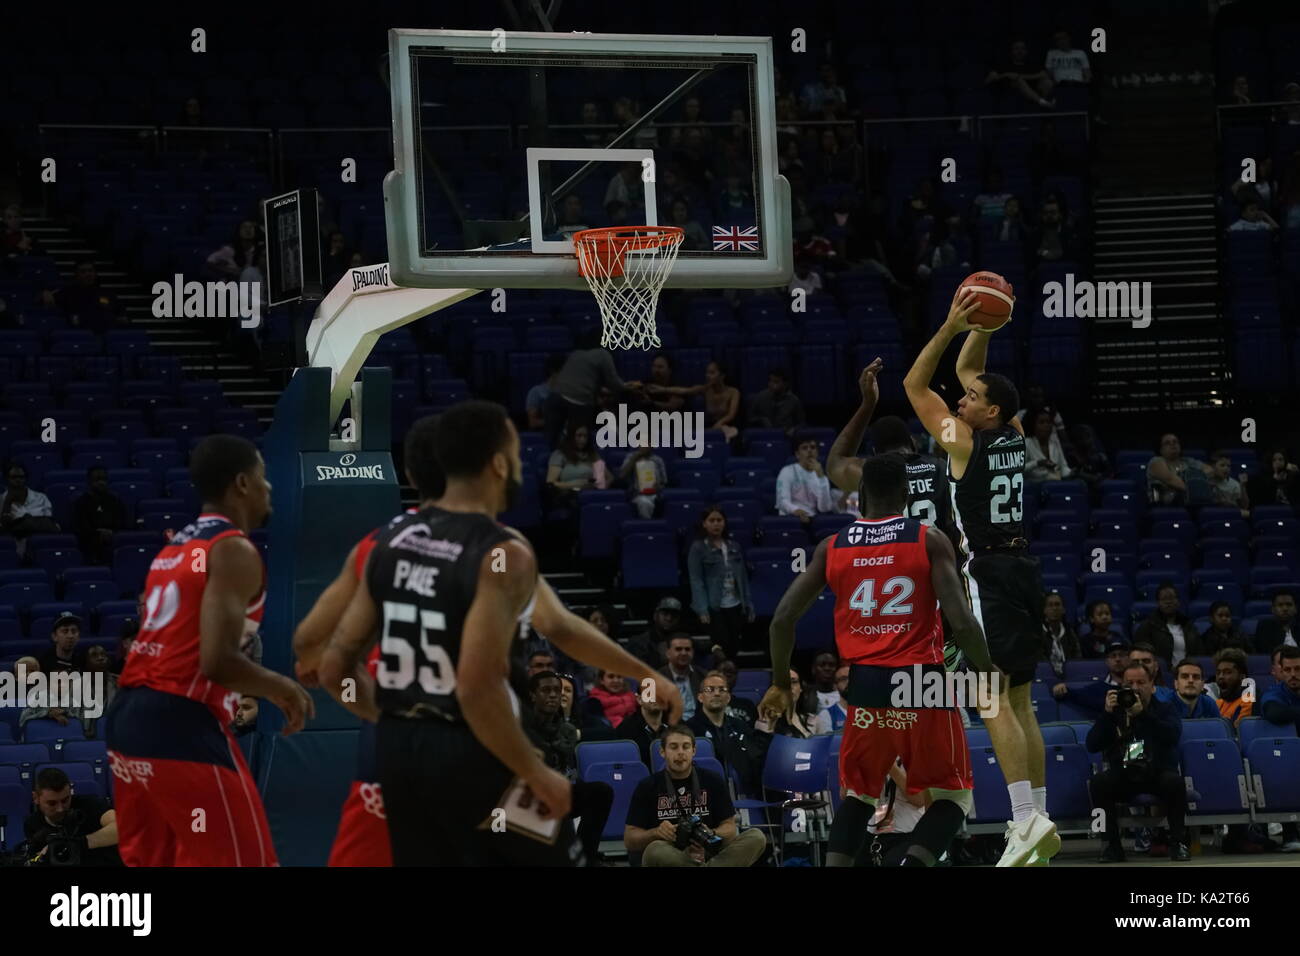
[958, 271, 1016, 331]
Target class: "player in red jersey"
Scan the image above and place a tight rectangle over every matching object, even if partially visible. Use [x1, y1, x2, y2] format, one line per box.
[104, 435, 314, 866]
[764, 453, 1001, 866]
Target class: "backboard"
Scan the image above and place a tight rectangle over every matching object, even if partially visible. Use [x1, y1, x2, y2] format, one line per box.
[383, 29, 790, 290]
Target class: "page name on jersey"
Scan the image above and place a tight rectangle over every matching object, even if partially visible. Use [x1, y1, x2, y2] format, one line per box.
[392, 559, 439, 598]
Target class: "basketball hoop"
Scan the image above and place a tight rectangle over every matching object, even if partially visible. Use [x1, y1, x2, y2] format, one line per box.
[573, 226, 684, 350]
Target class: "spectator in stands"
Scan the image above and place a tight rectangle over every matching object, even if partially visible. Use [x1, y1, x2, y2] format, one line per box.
[626, 596, 688, 671]
[988, 197, 1029, 254]
[618, 686, 669, 766]
[688, 671, 771, 795]
[1042, 591, 1081, 677]
[618, 440, 667, 520]
[1079, 600, 1124, 658]
[2, 204, 41, 258]
[1069, 424, 1112, 490]
[604, 162, 645, 217]
[231, 696, 258, 737]
[587, 669, 638, 729]
[813, 663, 850, 734]
[1031, 197, 1080, 262]
[687, 507, 754, 660]
[523, 671, 579, 775]
[800, 63, 848, 118]
[1205, 647, 1254, 727]
[558, 674, 578, 725]
[1200, 601, 1251, 654]
[204, 221, 265, 284]
[1044, 29, 1092, 87]
[1147, 433, 1212, 505]
[526, 354, 565, 431]
[542, 338, 643, 449]
[1259, 645, 1300, 852]
[1227, 198, 1278, 232]
[972, 169, 1015, 220]
[557, 193, 590, 239]
[1053, 639, 1130, 712]
[579, 100, 604, 148]
[776, 432, 840, 522]
[24, 766, 122, 866]
[1025, 406, 1072, 483]
[37, 612, 86, 675]
[113, 619, 137, 675]
[641, 353, 685, 414]
[72, 467, 128, 565]
[527, 650, 556, 678]
[1087, 662, 1189, 862]
[587, 605, 618, 641]
[756, 667, 816, 737]
[667, 199, 708, 251]
[1230, 74, 1252, 105]
[1172, 659, 1218, 719]
[624, 723, 767, 866]
[1247, 449, 1300, 508]
[38, 259, 122, 333]
[659, 634, 707, 720]
[985, 39, 1054, 108]
[647, 361, 742, 442]
[1254, 590, 1297, 652]
[812, 128, 857, 184]
[789, 257, 823, 298]
[810, 651, 841, 713]
[715, 659, 757, 727]
[1229, 156, 1275, 210]
[1129, 643, 1178, 701]
[0, 462, 58, 551]
[81, 644, 118, 739]
[545, 423, 607, 511]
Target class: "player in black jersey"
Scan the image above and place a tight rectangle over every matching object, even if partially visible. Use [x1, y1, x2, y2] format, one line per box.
[318, 402, 682, 866]
[903, 288, 1058, 867]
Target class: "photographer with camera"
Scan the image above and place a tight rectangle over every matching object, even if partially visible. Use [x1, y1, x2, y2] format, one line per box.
[1086, 662, 1188, 863]
[22, 767, 122, 866]
[623, 724, 766, 866]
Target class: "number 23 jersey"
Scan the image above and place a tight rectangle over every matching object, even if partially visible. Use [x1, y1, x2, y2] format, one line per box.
[950, 423, 1026, 554]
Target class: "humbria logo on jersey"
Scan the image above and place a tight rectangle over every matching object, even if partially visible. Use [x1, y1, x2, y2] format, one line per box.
[49, 886, 151, 936]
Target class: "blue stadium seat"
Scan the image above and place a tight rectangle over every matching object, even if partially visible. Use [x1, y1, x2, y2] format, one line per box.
[621, 533, 679, 590]
[968, 746, 1013, 824]
[1180, 718, 1234, 741]
[1180, 739, 1250, 822]
[1238, 716, 1296, 754]
[582, 761, 650, 842]
[22, 719, 85, 744]
[1044, 743, 1094, 822]
[1246, 737, 1300, 817]
[579, 503, 632, 560]
[575, 740, 641, 779]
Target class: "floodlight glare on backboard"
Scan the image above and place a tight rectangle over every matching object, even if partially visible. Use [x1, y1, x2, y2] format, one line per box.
[383, 29, 791, 291]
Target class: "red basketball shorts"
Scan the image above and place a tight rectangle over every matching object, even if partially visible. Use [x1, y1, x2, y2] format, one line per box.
[839, 705, 972, 802]
[328, 780, 392, 867]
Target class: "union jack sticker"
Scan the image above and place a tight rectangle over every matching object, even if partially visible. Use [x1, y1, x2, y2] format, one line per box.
[712, 224, 759, 252]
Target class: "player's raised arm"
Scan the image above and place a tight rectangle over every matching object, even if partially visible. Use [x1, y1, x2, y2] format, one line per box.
[765, 537, 831, 715]
[457, 538, 571, 820]
[955, 321, 992, 393]
[924, 526, 997, 679]
[827, 358, 881, 494]
[903, 290, 981, 462]
[529, 575, 685, 723]
[200, 535, 315, 732]
[292, 540, 361, 686]
[319, 552, 381, 722]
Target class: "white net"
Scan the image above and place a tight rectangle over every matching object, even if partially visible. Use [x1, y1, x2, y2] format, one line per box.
[574, 227, 684, 351]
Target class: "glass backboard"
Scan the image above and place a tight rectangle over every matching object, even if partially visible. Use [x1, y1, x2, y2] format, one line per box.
[384, 29, 790, 290]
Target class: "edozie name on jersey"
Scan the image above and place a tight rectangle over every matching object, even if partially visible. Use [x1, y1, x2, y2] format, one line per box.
[392, 560, 440, 597]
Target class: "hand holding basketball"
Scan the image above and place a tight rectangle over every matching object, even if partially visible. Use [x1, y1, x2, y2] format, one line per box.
[953, 271, 1016, 332]
[944, 288, 983, 334]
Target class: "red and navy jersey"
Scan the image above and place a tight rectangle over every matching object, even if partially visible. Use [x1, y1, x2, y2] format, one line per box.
[119, 513, 266, 725]
[825, 515, 942, 667]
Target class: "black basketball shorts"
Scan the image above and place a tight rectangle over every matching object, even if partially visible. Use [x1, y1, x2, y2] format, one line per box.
[960, 551, 1045, 686]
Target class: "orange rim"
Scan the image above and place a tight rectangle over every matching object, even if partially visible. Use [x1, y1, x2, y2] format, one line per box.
[573, 225, 684, 278]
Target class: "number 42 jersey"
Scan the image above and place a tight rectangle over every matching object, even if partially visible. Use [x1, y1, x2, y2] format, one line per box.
[825, 516, 943, 668]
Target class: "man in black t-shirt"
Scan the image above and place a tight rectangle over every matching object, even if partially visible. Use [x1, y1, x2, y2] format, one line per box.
[623, 724, 766, 867]
[23, 767, 122, 866]
[37, 613, 87, 675]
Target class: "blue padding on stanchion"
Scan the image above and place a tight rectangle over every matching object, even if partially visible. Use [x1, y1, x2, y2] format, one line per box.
[258, 729, 359, 867]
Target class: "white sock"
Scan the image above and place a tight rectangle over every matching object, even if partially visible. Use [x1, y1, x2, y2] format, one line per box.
[1032, 786, 1048, 816]
[1008, 781, 1034, 823]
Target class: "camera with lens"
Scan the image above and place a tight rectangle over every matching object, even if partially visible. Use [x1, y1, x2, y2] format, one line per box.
[1115, 688, 1138, 712]
[26, 809, 86, 866]
[674, 813, 724, 859]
